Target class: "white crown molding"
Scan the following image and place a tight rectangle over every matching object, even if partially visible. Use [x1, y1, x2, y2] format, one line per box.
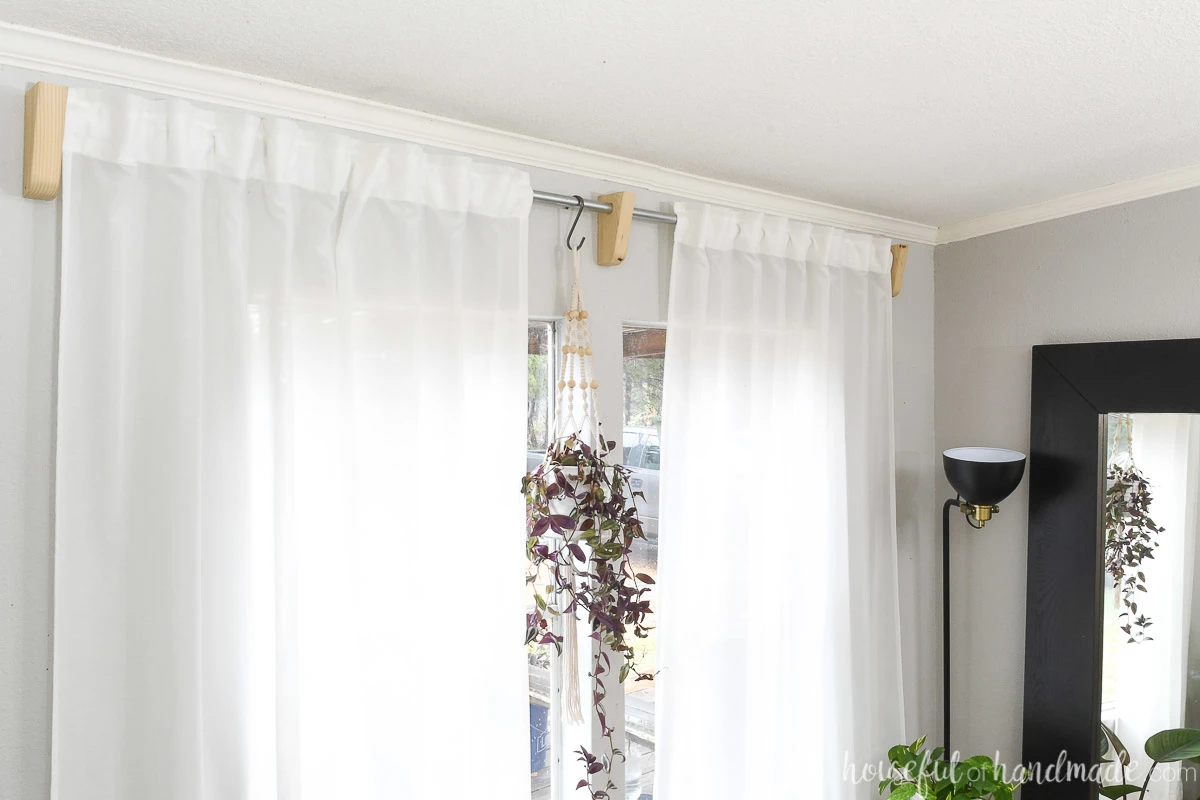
[0, 22, 937, 245]
[9, 22, 1200, 247]
[937, 162, 1200, 245]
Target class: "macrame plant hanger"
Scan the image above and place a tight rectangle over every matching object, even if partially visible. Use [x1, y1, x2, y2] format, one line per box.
[1111, 412, 1135, 468]
[555, 261, 600, 444]
[551, 197, 600, 724]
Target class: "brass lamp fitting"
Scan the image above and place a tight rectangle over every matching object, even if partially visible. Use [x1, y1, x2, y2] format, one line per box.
[960, 502, 1000, 526]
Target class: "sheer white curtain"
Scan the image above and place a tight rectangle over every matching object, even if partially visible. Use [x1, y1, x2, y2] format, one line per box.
[53, 89, 531, 800]
[655, 203, 904, 800]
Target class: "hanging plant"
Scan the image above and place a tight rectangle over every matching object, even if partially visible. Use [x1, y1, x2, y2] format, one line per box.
[523, 434, 653, 798]
[522, 245, 653, 800]
[1104, 462, 1163, 643]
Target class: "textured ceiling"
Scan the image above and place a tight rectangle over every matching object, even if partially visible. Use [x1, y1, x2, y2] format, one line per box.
[5, 0, 1200, 226]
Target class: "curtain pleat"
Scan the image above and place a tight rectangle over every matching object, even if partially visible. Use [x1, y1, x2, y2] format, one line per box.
[53, 89, 531, 800]
[655, 203, 904, 800]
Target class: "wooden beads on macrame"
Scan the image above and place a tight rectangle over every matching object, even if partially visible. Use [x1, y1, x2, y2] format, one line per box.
[555, 249, 600, 441]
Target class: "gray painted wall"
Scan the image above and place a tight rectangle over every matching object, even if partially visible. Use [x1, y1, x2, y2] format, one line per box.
[0, 63, 937, 796]
[0, 67, 58, 800]
[935, 189, 1200, 766]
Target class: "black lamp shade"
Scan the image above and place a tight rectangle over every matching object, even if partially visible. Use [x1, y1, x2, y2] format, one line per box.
[943, 447, 1027, 507]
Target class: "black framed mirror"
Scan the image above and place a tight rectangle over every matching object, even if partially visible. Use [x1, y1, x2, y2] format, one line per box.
[1023, 338, 1200, 799]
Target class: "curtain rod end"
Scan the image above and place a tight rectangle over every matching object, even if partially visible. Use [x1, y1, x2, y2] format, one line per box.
[23, 82, 68, 201]
[597, 191, 635, 267]
[890, 244, 909, 297]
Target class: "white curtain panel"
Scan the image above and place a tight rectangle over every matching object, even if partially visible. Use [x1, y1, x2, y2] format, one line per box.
[655, 203, 905, 800]
[53, 89, 531, 800]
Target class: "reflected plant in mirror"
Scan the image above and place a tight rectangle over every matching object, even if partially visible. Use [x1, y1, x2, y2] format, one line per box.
[1098, 723, 1200, 799]
[1105, 414, 1165, 644]
[1099, 413, 1200, 798]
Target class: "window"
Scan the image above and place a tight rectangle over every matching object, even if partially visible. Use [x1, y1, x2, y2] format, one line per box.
[622, 325, 665, 800]
[526, 321, 666, 800]
[623, 429, 640, 461]
[528, 321, 554, 469]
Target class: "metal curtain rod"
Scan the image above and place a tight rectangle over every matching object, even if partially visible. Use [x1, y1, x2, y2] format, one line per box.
[529, 187, 909, 297]
[532, 189, 678, 225]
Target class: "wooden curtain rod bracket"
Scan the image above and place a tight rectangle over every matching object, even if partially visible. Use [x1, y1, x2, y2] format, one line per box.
[890, 244, 908, 297]
[596, 191, 635, 266]
[23, 82, 68, 201]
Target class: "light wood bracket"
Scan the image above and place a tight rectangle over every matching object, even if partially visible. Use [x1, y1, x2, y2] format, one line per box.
[596, 191, 635, 266]
[23, 82, 68, 201]
[890, 244, 908, 297]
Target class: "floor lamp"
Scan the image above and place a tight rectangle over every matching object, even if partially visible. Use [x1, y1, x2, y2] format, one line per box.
[941, 447, 1026, 753]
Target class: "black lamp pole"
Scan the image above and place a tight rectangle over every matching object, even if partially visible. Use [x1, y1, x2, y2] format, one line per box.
[942, 497, 957, 754]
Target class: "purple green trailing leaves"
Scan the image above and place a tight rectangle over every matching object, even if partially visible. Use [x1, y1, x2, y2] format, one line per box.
[523, 430, 653, 800]
[1105, 463, 1163, 643]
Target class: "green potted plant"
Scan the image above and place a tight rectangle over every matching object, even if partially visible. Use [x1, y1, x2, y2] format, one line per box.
[878, 736, 1022, 800]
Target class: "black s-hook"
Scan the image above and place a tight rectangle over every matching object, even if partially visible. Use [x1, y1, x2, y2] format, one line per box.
[565, 195, 586, 252]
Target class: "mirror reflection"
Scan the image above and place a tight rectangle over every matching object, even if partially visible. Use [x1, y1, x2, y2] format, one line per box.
[1102, 413, 1200, 794]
